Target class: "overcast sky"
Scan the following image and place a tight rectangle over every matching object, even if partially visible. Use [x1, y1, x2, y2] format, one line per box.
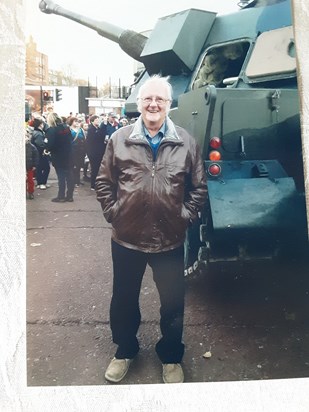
[26, 0, 239, 86]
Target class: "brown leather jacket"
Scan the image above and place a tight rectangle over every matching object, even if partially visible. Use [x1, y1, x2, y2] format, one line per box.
[96, 116, 207, 253]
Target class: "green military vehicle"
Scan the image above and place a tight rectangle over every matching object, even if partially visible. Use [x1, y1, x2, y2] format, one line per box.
[39, 0, 308, 275]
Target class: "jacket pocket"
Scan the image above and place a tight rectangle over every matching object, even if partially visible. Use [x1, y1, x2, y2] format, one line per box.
[105, 200, 121, 223]
[181, 204, 191, 222]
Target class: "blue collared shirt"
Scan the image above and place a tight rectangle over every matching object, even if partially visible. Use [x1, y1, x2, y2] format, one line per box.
[143, 123, 166, 159]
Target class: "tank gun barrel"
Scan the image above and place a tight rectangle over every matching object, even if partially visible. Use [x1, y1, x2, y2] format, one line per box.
[39, 0, 147, 62]
[39, 1, 217, 76]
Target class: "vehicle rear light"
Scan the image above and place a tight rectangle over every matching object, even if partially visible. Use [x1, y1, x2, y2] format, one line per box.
[208, 163, 221, 176]
[210, 136, 221, 149]
[209, 150, 221, 161]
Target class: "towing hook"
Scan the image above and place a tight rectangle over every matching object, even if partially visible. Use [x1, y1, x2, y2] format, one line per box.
[269, 90, 281, 112]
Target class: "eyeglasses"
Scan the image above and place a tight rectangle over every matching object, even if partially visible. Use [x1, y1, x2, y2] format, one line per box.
[140, 96, 170, 105]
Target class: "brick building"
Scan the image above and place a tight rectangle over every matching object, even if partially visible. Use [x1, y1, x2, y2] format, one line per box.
[25, 36, 49, 85]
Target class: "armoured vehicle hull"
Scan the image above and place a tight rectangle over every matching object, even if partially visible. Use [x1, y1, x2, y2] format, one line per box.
[39, 0, 308, 273]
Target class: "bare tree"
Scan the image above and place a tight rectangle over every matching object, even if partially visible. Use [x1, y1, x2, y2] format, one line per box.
[60, 64, 79, 86]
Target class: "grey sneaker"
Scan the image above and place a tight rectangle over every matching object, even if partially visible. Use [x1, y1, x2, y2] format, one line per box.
[162, 363, 184, 384]
[105, 358, 132, 383]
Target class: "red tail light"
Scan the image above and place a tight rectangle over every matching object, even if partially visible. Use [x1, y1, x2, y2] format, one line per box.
[208, 163, 221, 176]
[210, 136, 221, 149]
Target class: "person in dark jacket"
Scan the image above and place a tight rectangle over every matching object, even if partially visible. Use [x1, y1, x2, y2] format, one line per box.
[85, 115, 106, 190]
[68, 117, 86, 186]
[81, 122, 90, 181]
[31, 117, 51, 190]
[104, 112, 119, 142]
[96, 75, 207, 384]
[25, 128, 39, 200]
[106, 112, 121, 138]
[46, 112, 74, 202]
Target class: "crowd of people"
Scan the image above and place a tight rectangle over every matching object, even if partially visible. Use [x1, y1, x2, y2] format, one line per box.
[25, 109, 130, 201]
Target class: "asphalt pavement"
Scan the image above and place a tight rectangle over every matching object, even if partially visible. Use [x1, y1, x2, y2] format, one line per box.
[26, 168, 309, 386]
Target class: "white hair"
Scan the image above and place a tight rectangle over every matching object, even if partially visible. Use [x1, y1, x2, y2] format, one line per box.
[136, 75, 172, 113]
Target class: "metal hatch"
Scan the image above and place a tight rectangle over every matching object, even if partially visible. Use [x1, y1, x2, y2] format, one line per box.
[244, 26, 296, 82]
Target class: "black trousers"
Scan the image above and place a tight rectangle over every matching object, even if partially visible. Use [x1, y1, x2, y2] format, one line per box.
[110, 240, 185, 363]
[36, 154, 50, 185]
[89, 156, 103, 189]
[54, 166, 74, 199]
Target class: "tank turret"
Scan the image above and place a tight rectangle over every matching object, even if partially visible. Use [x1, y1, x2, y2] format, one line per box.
[39, 0, 216, 76]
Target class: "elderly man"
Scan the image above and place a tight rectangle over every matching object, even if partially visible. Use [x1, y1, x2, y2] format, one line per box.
[96, 75, 207, 384]
[104, 111, 120, 141]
